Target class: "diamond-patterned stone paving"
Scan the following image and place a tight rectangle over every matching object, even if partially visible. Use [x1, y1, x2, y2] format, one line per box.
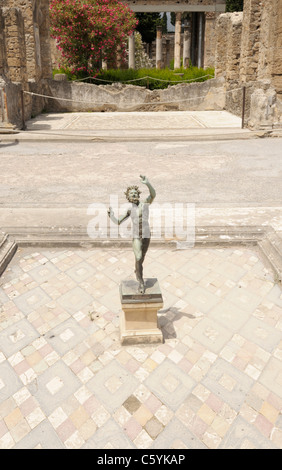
[0, 246, 281, 449]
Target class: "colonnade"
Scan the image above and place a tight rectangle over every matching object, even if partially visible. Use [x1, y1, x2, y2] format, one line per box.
[128, 11, 206, 70]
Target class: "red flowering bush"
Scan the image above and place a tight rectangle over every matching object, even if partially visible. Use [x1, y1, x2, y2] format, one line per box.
[50, 0, 138, 74]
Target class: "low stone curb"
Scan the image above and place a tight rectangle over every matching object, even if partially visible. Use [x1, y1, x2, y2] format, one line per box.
[0, 130, 276, 142]
[0, 233, 17, 277]
[1, 225, 281, 283]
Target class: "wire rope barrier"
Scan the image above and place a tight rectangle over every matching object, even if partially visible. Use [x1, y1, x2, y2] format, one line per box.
[23, 85, 244, 108]
[69, 73, 215, 84]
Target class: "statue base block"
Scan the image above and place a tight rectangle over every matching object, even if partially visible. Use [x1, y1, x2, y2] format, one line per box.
[119, 278, 163, 345]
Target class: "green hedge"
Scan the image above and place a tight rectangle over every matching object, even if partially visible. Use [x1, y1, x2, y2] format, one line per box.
[53, 66, 215, 90]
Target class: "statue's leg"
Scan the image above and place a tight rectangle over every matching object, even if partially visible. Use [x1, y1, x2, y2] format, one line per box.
[132, 238, 145, 293]
[140, 237, 150, 263]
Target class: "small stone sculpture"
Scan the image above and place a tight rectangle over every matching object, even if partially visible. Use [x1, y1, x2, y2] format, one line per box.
[108, 175, 156, 294]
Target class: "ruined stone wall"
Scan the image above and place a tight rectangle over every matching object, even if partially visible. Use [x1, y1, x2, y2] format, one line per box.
[2, 0, 36, 81]
[47, 75, 226, 113]
[226, 12, 242, 82]
[239, 0, 262, 84]
[2, 0, 52, 81]
[214, 14, 229, 78]
[215, 12, 243, 81]
[257, 0, 282, 96]
[0, 0, 52, 128]
[215, 1, 282, 129]
[271, 0, 282, 96]
[0, 6, 28, 128]
[2, 8, 27, 84]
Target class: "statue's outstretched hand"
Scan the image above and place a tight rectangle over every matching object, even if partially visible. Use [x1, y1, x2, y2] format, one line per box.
[140, 175, 148, 185]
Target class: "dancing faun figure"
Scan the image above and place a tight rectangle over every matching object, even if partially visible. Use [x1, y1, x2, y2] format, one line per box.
[107, 175, 156, 294]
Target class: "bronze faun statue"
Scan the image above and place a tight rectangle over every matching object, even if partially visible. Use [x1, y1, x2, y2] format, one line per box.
[108, 175, 156, 294]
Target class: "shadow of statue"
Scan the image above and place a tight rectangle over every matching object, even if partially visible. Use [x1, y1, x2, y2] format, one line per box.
[0, 139, 19, 148]
[158, 306, 197, 340]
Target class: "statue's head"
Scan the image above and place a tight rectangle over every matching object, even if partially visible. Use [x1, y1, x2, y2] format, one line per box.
[125, 185, 141, 204]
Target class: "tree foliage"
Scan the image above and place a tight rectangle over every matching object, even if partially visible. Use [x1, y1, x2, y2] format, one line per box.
[162, 12, 168, 34]
[50, 0, 138, 74]
[226, 0, 244, 12]
[136, 13, 163, 44]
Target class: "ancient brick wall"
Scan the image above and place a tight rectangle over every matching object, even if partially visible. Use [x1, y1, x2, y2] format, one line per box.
[215, 0, 282, 128]
[239, 0, 262, 84]
[2, 8, 27, 83]
[0, 0, 52, 128]
[258, 0, 282, 95]
[2, 0, 52, 81]
[272, 0, 282, 95]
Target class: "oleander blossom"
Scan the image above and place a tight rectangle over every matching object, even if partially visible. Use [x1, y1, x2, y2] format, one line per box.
[50, 0, 138, 74]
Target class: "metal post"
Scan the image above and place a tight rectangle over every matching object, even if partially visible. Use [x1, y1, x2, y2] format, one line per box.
[3, 90, 8, 123]
[0, 89, 5, 122]
[241, 86, 246, 129]
[21, 89, 26, 130]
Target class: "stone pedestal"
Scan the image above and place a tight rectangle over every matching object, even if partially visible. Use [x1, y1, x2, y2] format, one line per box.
[119, 278, 163, 345]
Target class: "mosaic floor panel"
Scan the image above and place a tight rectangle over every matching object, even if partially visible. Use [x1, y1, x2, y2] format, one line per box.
[0, 246, 281, 449]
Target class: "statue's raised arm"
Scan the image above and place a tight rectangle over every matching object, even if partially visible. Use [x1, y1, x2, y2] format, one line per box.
[140, 175, 156, 204]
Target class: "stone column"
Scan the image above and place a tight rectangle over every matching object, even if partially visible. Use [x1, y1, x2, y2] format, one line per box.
[197, 12, 204, 68]
[128, 32, 135, 69]
[183, 24, 191, 68]
[156, 25, 162, 69]
[174, 12, 182, 69]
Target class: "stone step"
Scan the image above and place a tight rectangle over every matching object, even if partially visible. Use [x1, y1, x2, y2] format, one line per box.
[258, 232, 282, 282]
[0, 233, 8, 250]
[0, 234, 17, 277]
